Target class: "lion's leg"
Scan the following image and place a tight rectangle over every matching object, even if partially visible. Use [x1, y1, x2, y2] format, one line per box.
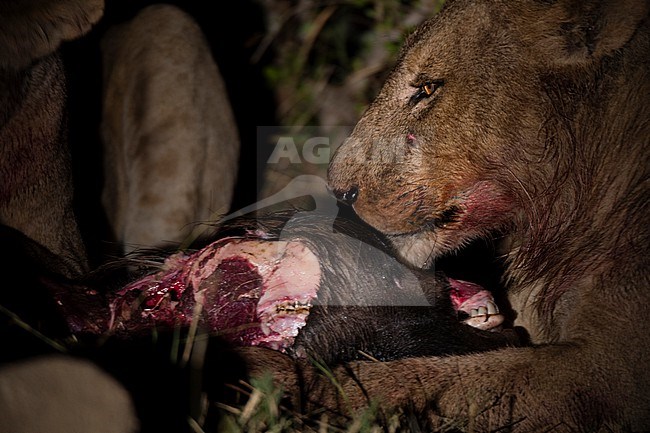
[239, 298, 648, 432]
[101, 5, 239, 253]
[0, 54, 88, 278]
[297, 340, 645, 432]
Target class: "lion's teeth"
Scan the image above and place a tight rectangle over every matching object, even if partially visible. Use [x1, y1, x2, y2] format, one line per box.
[469, 303, 500, 319]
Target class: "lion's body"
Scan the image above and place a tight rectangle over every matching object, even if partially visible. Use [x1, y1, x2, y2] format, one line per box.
[101, 5, 240, 253]
[0, 0, 104, 276]
[297, 0, 650, 429]
[0, 54, 88, 277]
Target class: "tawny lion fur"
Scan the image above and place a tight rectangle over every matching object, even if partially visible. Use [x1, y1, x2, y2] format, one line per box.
[244, 0, 650, 430]
[100, 4, 240, 254]
[0, 0, 104, 277]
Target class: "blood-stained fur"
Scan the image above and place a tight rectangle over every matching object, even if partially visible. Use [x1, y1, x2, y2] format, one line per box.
[101, 4, 240, 254]
[244, 0, 650, 430]
[0, 0, 104, 277]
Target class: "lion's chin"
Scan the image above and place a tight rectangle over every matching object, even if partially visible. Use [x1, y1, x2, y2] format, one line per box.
[385, 181, 518, 273]
[388, 229, 475, 269]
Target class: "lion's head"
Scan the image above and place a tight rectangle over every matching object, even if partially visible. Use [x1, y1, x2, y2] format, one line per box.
[328, 0, 649, 272]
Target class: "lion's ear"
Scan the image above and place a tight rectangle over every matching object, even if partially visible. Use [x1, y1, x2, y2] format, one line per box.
[532, 0, 648, 65]
[0, 0, 104, 70]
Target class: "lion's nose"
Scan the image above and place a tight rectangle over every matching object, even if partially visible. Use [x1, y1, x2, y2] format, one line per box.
[332, 185, 359, 204]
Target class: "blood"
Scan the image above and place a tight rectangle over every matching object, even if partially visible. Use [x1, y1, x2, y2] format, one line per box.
[204, 257, 265, 344]
[448, 278, 484, 311]
[406, 132, 416, 146]
[106, 240, 318, 350]
[217, 258, 262, 299]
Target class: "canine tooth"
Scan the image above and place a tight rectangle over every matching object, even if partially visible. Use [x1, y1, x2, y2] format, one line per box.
[478, 306, 488, 316]
[471, 308, 479, 317]
[487, 300, 499, 315]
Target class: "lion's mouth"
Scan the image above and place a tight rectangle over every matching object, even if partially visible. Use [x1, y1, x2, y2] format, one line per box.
[388, 222, 510, 328]
[424, 205, 462, 230]
[436, 234, 511, 327]
[448, 276, 506, 330]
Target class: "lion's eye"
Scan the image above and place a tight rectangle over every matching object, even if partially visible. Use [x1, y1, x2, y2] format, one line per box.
[409, 80, 444, 105]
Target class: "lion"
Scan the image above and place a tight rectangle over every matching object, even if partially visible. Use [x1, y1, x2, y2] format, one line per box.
[0, 2, 139, 432]
[100, 4, 240, 254]
[0, 0, 104, 277]
[244, 0, 650, 430]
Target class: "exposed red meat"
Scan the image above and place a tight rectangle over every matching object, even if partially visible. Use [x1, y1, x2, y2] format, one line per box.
[107, 238, 320, 352]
